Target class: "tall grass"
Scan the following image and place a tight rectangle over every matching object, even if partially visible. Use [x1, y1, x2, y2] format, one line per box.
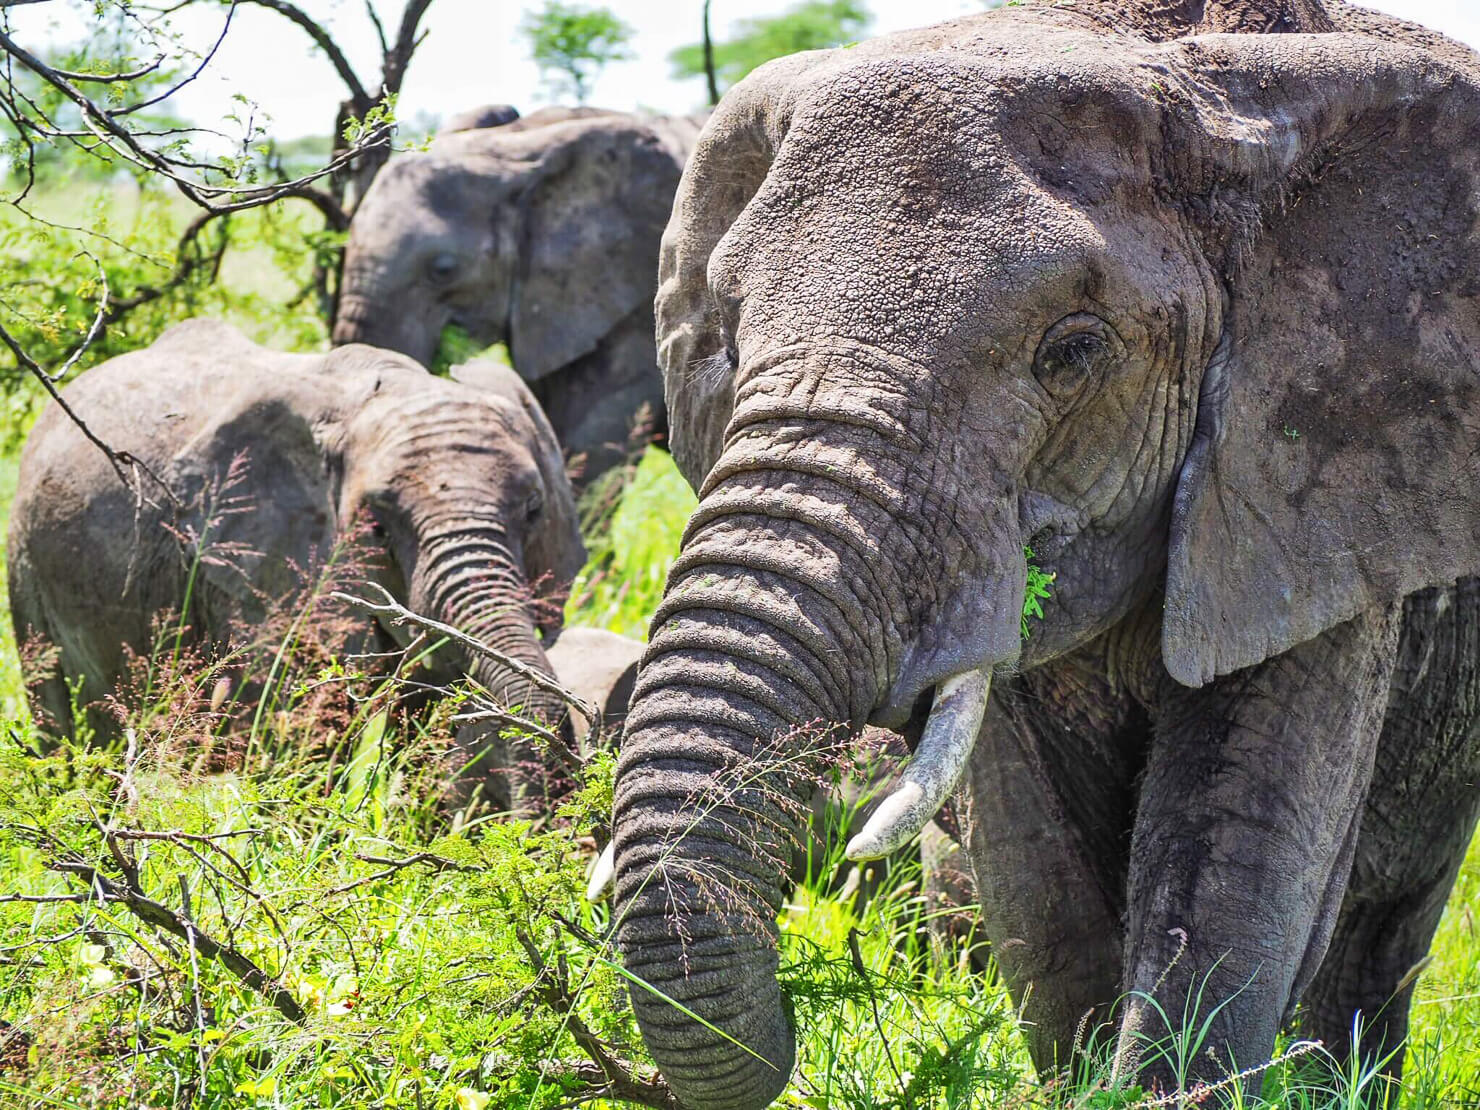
[0, 444, 1477, 1109]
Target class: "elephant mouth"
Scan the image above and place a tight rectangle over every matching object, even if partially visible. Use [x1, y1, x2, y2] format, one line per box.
[589, 663, 994, 903]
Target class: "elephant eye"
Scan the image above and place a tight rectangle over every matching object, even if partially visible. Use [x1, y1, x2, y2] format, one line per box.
[524, 487, 545, 523]
[1033, 314, 1118, 396]
[427, 252, 461, 283]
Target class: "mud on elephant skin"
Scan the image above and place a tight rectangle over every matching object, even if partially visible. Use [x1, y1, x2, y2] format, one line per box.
[333, 105, 706, 485]
[8, 319, 585, 813]
[607, 0, 1480, 1106]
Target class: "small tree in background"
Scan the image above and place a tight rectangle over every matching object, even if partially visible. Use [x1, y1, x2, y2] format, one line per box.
[670, 0, 871, 95]
[519, 1, 635, 105]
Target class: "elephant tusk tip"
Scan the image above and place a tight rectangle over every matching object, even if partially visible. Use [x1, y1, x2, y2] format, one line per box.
[842, 782, 929, 862]
[585, 841, 616, 902]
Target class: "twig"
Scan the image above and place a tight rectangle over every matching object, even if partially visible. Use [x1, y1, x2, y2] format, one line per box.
[849, 927, 911, 1109]
[331, 584, 598, 728]
[52, 860, 305, 1023]
[514, 927, 679, 1109]
[323, 850, 475, 897]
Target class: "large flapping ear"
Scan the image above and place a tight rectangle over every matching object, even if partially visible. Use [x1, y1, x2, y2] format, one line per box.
[450, 359, 585, 588]
[506, 118, 683, 384]
[1162, 29, 1480, 686]
[654, 54, 830, 491]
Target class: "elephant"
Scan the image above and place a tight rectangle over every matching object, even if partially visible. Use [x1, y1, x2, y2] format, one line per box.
[439, 103, 521, 135]
[559, 624, 976, 927]
[605, 0, 1480, 1106]
[544, 625, 642, 753]
[333, 106, 706, 486]
[8, 320, 585, 813]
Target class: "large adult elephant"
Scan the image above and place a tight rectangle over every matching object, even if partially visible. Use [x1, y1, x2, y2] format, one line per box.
[608, 1, 1480, 1106]
[9, 321, 584, 812]
[333, 106, 705, 484]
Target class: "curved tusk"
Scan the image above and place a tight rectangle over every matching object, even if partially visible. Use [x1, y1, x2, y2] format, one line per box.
[585, 840, 616, 902]
[845, 666, 993, 861]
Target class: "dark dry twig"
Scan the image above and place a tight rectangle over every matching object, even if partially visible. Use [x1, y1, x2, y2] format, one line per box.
[51, 859, 305, 1023]
[514, 927, 680, 1109]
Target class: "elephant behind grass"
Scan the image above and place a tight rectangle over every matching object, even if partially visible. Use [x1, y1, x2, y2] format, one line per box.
[333, 104, 706, 487]
[7, 319, 587, 812]
[606, 0, 1480, 1106]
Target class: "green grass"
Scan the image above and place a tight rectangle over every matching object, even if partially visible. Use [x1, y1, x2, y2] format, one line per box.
[0, 444, 1479, 1109]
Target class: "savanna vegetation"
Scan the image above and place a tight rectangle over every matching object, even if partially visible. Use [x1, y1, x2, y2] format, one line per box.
[1, 2, 1479, 1109]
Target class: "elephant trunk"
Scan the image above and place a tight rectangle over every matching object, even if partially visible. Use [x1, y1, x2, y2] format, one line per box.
[332, 279, 440, 368]
[614, 346, 1024, 1107]
[410, 529, 572, 811]
[614, 456, 898, 1108]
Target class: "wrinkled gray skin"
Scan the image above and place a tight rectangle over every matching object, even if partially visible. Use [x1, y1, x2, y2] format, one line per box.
[554, 625, 974, 923]
[334, 107, 705, 484]
[609, 1, 1480, 1106]
[9, 320, 584, 812]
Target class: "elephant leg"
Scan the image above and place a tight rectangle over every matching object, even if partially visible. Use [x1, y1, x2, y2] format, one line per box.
[1301, 579, 1480, 1078]
[960, 645, 1151, 1076]
[1120, 604, 1401, 1091]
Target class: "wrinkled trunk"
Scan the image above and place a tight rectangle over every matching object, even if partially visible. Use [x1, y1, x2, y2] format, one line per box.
[614, 345, 1024, 1107]
[332, 281, 440, 368]
[614, 420, 915, 1106]
[411, 530, 572, 813]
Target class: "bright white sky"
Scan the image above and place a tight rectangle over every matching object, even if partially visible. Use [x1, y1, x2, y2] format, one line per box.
[10, 0, 1480, 140]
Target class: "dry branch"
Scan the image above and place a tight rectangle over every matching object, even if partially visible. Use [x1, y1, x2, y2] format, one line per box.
[514, 927, 680, 1110]
[52, 859, 305, 1023]
[332, 584, 599, 729]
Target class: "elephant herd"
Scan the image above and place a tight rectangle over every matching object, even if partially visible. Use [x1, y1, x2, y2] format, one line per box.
[11, 0, 1480, 1106]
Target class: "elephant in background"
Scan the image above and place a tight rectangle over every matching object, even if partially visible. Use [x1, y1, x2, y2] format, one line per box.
[607, 0, 1480, 1106]
[439, 103, 521, 135]
[9, 320, 585, 813]
[334, 106, 706, 485]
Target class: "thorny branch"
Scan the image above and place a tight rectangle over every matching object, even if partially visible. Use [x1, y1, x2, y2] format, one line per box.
[332, 584, 600, 731]
[0, 0, 434, 470]
[51, 858, 306, 1023]
[515, 927, 681, 1110]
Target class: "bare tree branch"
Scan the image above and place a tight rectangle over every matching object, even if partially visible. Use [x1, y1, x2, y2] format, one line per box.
[53, 859, 306, 1024]
[332, 584, 599, 730]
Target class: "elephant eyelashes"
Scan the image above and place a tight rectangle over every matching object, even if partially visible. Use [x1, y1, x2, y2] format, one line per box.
[1033, 314, 1119, 396]
[426, 252, 461, 284]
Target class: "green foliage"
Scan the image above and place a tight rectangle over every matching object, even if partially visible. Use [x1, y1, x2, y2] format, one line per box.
[670, 0, 873, 93]
[518, 1, 636, 104]
[0, 183, 326, 417]
[566, 447, 697, 638]
[1022, 545, 1055, 639]
[429, 326, 513, 378]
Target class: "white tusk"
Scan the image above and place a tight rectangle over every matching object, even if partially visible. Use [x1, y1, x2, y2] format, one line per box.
[585, 841, 616, 902]
[845, 666, 993, 861]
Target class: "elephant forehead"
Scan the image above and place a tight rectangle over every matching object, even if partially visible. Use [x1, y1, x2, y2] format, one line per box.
[716, 51, 1179, 359]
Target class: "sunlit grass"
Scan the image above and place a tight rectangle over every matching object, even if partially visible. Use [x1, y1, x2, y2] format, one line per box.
[0, 435, 1479, 1109]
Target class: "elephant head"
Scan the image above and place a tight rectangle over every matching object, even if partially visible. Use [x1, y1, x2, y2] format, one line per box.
[329, 349, 585, 808]
[332, 107, 683, 382]
[610, 3, 1480, 1106]
[7, 320, 584, 813]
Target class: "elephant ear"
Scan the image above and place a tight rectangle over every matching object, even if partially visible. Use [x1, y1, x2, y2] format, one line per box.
[655, 54, 831, 491]
[451, 359, 585, 589]
[506, 118, 683, 385]
[1162, 31, 1480, 686]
